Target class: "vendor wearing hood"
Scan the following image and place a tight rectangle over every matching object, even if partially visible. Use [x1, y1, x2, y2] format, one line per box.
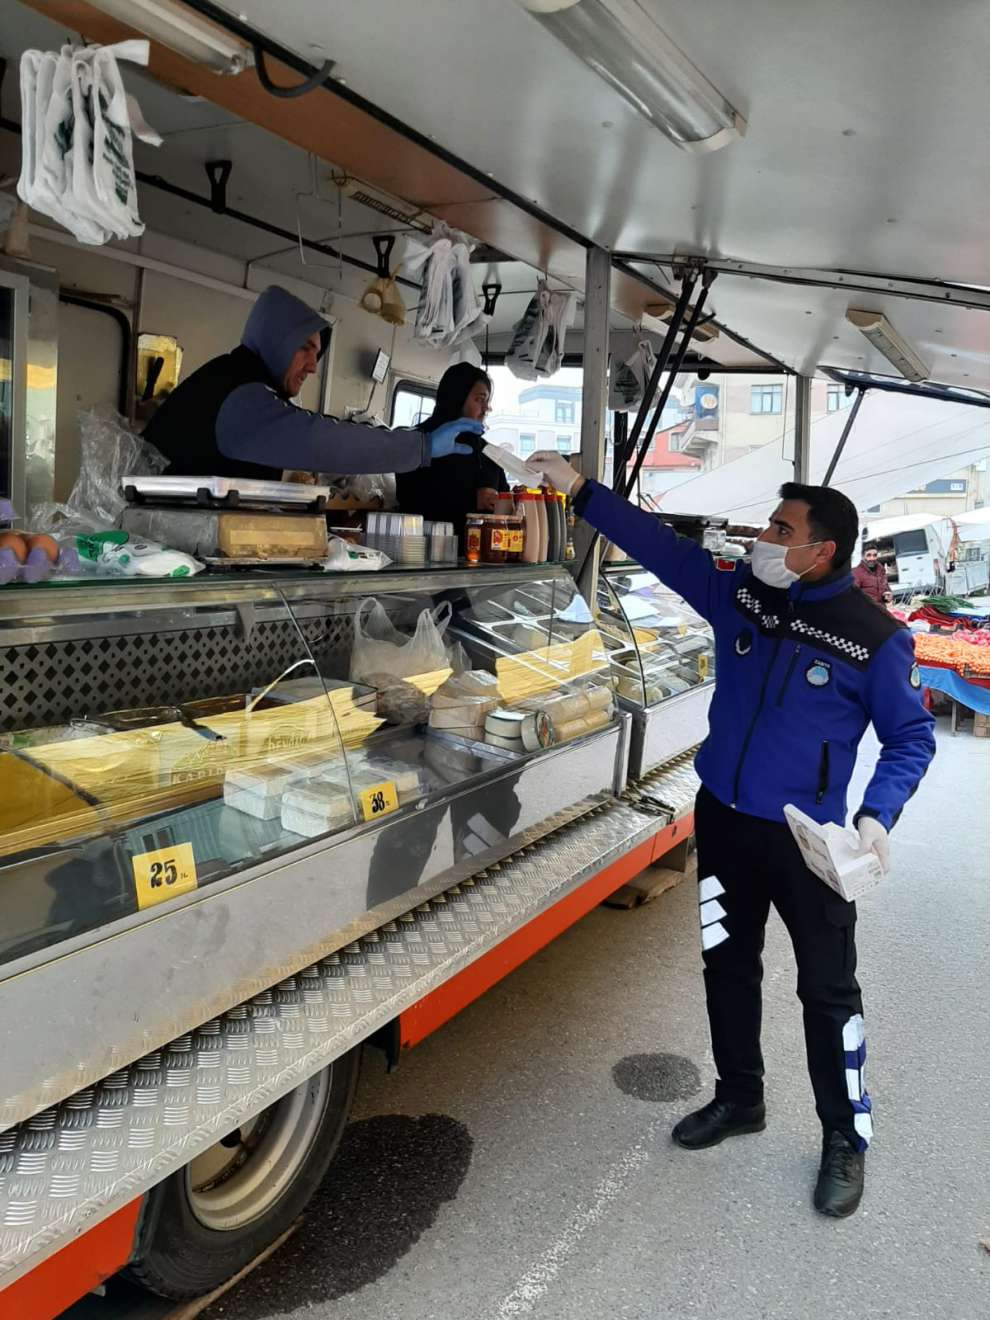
[144, 286, 479, 478]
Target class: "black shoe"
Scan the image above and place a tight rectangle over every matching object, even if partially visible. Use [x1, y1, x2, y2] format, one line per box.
[671, 1097, 766, 1150]
[813, 1130, 865, 1218]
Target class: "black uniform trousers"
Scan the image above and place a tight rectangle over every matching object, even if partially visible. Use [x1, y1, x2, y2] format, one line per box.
[694, 787, 872, 1151]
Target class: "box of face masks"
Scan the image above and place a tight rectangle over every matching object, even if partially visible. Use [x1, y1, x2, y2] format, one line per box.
[784, 804, 884, 902]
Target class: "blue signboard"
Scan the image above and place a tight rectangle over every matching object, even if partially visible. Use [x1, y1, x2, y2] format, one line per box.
[695, 383, 720, 419]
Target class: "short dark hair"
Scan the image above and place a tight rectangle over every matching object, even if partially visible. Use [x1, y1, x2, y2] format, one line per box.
[778, 482, 859, 569]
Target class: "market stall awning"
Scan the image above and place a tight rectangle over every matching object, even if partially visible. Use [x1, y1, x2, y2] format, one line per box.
[659, 392, 990, 524]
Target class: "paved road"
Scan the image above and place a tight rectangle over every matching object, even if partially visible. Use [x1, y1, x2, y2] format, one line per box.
[205, 723, 989, 1320]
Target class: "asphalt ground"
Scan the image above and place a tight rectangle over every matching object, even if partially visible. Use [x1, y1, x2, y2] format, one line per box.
[194, 720, 990, 1320]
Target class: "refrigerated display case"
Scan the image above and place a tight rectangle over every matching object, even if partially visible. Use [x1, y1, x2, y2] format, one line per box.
[598, 564, 715, 778]
[0, 563, 628, 1128]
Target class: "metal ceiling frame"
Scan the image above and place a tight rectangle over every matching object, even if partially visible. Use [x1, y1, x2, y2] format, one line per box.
[70, 0, 788, 370]
[822, 368, 990, 412]
[612, 253, 990, 314]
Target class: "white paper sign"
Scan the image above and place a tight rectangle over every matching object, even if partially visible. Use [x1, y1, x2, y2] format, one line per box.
[784, 804, 884, 902]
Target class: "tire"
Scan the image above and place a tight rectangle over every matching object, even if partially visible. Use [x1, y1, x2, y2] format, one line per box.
[124, 1047, 361, 1300]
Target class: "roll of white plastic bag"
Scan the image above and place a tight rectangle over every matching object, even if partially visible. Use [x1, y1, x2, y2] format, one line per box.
[323, 536, 391, 572]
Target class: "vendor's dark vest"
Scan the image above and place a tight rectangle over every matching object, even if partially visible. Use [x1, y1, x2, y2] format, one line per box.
[143, 346, 278, 480]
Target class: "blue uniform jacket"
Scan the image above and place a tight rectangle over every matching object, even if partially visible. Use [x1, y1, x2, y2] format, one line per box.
[576, 481, 936, 831]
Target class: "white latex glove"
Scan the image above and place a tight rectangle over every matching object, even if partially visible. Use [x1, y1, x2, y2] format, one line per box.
[856, 816, 890, 876]
[527, 451, 584, 496]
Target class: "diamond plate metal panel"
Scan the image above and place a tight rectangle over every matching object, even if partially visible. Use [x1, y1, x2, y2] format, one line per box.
[623, 748, 700, 818]
[0, 789, 671, 1289]
[0, 615, 353, 732]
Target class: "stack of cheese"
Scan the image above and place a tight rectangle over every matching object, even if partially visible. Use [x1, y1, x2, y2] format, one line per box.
[483, 707, 555, 753]
[428, 670, 500, 742]
[508, 683, 615, 751]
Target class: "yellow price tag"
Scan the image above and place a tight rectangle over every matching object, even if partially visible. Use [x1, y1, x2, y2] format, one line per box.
[698, 654, 709, 680]
[132, 841, 197, 910]
[359, 780, 399, 822]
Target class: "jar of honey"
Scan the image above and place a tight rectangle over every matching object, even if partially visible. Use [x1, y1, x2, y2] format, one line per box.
[480, 514, 511, 563]
[465, 514, 484, 564]
[505, 514, 524, 561]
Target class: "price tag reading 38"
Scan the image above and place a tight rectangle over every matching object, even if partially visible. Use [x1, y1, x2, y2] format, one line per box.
[359, 781, 399, 822]
[132, 841, 198, 910]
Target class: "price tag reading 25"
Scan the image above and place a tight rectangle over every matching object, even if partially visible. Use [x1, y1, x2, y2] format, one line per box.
[132, 841, 198, 910]
[359, 781, 399, 822]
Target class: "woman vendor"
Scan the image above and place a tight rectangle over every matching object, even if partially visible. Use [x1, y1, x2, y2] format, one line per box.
[395, 364, 507, 544]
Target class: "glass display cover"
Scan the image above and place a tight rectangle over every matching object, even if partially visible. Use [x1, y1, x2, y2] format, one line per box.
[598, 566, 715, 707]
[0, 568, 616, 969]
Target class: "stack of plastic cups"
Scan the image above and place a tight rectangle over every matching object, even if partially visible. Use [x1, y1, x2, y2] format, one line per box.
[399, 513, 426, 566]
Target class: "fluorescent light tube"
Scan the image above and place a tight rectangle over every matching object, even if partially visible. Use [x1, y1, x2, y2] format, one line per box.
[845, 309, 930, 383]
[88, 0, 254, 75]
[515, 0, 746, 152]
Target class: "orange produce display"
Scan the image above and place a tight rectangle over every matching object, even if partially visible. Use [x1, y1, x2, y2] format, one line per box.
[913, 633, 990, 678]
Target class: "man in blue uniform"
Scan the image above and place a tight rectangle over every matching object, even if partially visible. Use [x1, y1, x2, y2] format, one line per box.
[529, 451, 936, 1218]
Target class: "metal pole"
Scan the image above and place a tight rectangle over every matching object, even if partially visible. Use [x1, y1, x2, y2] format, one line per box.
[822, 388, 866, 486]
[793, 375, 812, 483]
[574, 275, 712, 587]
[574, 246, 612, 599]
[625, 276, 697, 458]
[623, 276, 714, 500]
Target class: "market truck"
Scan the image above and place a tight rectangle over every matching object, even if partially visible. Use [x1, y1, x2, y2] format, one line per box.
[859, 514, 956, 601]
[3, 1, 990, 1316]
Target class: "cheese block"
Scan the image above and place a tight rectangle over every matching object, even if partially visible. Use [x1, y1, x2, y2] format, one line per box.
[428, 723, 490, 742]
[281, 782, 354, 837]
[430, 671, 499, 711]
[484, 709, 528, 738]
[358, 755, 428, 801]
[485, 731, 526, 752]
[223, 763, 298, 819]
[429, 703, 491, 730]
[553, 708, 612, 743]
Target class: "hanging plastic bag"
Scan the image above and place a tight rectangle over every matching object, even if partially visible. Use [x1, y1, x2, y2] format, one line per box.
[609, 337, 658, 412]
[18, 41, 159, 246]
[350, 598, 452, 682]
[360, 273, 406, 326]
[30, 404, 167, 536]
[505, 281, 577, 380]
[350, 598, 453, 725]
[402, 224, 488, 349]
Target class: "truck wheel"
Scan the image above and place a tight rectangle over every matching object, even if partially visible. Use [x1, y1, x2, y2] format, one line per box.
[124, 1047, 361, 1300]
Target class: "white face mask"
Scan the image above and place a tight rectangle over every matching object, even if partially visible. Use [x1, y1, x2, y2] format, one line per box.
[750, 539, 823, 589]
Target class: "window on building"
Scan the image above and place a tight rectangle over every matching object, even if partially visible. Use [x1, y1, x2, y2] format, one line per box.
[391, 381, 436, 428]
[750, 384, 783, 415]
[555, 400, 576, 424]
[556, 435, 573, 454]
[519, 432, 536, 455]
[827, 386, 849, 412]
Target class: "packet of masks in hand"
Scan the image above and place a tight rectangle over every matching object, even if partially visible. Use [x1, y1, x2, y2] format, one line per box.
[483, 443, 544, 487]
[783, 804, 884, 902]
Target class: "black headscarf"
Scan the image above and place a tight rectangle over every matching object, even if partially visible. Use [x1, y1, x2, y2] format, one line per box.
[396, 364, 504, 541]
[420, 364, 493, 433]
